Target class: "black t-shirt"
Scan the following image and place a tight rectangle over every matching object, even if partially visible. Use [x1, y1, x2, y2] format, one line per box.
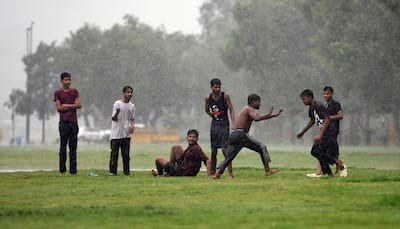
[327, 99, 342, 136]
[309, 101, 336, 136]
[208, 91, 229, 125]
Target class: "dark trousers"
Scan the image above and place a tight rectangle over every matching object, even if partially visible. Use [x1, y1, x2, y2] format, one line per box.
[217, 130, 271, 174]
[311, 135, 338, 175]
[109, 138, 131, 175]
[58, 121, 79, 174]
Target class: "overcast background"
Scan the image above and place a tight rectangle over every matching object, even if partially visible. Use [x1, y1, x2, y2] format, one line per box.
[0, 0, 204, 111]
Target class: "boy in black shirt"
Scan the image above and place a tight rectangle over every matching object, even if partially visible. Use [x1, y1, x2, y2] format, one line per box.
[296, 89, 345, 177]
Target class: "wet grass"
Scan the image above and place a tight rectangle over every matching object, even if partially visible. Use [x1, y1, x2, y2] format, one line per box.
[0, 144, 399, 228]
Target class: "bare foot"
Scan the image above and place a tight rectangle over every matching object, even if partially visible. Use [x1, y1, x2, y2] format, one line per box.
[227, 175, 234, 179]
[151, 169, 158, 177]
[337, 160, 345, 171]
[265, 169, 279, 176]
[212, 173, 220, 179]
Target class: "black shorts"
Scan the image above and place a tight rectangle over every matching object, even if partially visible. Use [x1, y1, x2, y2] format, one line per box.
[165, 162, 183, 176]
[210, 123, 229, 149]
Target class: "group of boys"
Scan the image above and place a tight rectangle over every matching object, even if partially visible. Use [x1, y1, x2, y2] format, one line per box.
[54, 73, 346, 178]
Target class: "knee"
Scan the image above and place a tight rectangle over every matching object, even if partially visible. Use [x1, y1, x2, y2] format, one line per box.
[171, 145, 183, 152]
[259, 143, 267, 153]
[155, 157, 163, 165]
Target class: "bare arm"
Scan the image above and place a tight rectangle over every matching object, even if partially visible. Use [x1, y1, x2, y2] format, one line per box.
[205, 159, 212, 177]
[129, 119, 135, 134]
[204, 96, 213, 118]
[249, 104, 284, 122]
[55, 97, 81, 112]
[330, 110, 343, 120]
[112, 108, 120, 121]
[297, 119, 315, 139]
[224, 93, 236, 128]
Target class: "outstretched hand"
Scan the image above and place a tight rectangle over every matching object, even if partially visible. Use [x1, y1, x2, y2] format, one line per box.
[274, 108, 284, 117]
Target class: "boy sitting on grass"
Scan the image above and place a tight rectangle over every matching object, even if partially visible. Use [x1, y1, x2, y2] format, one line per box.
[152, 129, 211, 177]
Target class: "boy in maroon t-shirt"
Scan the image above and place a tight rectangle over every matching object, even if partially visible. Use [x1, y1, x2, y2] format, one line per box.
[54, 72, 81, 175]
[152, 129, 211, 177]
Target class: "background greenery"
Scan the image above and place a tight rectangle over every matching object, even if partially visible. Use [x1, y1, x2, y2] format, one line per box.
[1, 144, 399, 228]
[5, 0, 400, 145]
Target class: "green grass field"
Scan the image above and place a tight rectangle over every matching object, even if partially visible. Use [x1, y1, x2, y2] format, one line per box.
[0, 144, 399, 228]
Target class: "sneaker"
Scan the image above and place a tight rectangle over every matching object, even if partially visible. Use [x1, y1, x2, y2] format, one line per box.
[108, 172, 117, 176]
[307, 173, 321, 178]
[340, 164, 348, 177]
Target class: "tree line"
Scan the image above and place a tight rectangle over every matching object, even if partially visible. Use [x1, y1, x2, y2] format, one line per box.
[5, 0, 400, 145]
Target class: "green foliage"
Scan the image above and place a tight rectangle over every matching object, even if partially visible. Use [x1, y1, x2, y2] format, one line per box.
[222, 0, 324, 113]
[12, 0, 400, 145]
[298, 0, 400, 115]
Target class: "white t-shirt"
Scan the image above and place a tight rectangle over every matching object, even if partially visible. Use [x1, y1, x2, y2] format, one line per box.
[110, 100, 135, 139]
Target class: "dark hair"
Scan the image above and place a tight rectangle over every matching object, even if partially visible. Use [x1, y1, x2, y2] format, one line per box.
[60, 72, 71, 80]
[210, 78, 221, 87]
[187, 129, 199, 137]
[122, 85, 133, 93]
[300, 89, 314, 98]
[247, 93, 260, 105]
[323, 86, 334, 93]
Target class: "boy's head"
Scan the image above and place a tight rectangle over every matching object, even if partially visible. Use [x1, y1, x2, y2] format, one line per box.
[60, 72, 71, 80]
[323, 86, 334, 93]
[60, 72, 72, 89]
[210, 78, 221, 94]
[186, 129, 199, 145]
[122, 85, 133, 101]
[247, 93, 261, 109]
[300, 89, 314, 106]
[323, 86, 334, 101]
[210, 78, 221, 87]
[122, 85, 133, 93]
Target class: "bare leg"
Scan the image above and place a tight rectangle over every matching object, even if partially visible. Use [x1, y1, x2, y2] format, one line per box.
[222, 148, 234, 178]
[316, 162, 322, 175]
[169, 145, 184, 163]
[335, 159, 345, 170]
[153, 145, 184, 176]
[213, 169, 221, 179]
[210, 148, 217, 175]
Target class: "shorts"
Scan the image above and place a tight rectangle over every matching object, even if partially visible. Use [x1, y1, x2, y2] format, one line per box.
[165, 162, 183, 176]
[210, 122, 229, 149]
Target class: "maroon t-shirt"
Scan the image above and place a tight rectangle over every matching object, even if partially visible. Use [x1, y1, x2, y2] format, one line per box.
[181, 143, 209, 176]
[54, 88, 79, 123]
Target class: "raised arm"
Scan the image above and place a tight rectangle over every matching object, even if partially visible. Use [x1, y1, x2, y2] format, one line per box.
[249, 104, 284, 122]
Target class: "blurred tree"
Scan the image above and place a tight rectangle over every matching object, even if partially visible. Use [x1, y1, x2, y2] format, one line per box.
[226, 0, 325, 98]
[28, 42, 58, 144]
[199, 0, 237, 47]
[3, 89, 25, 144]
[220, 0, 326, 143]
[297, 0, 400, 144]
[56, 24, 104, 128]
